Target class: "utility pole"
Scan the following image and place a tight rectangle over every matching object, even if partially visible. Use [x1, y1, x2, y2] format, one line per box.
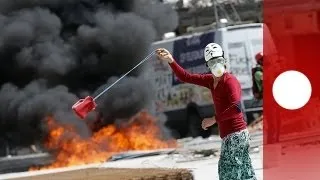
[213, 0, 220, 28]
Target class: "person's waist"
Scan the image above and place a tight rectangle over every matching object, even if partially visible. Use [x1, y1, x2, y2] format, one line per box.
[217, 117, 246, 128]
[215, 112, 243, 122]
[222, 128, 248, 141]
[217, 117, 247, 138]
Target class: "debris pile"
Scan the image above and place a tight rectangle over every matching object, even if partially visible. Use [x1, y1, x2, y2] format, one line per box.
[9, 168, 194, 180]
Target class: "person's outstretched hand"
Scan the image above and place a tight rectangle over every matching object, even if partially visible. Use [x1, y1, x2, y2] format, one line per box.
[156, 48, 174, 63]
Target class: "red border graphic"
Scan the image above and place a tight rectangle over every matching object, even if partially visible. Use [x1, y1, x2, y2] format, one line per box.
[264, 0, 320, 179]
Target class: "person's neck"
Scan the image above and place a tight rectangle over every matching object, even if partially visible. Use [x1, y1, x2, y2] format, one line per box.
[214, 77, 222, 83]
[213, 73, 225, 82]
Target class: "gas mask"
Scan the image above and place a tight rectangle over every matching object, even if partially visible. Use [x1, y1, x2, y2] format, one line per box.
[206, 57, 226, 78]
[210, 63, 226, 77]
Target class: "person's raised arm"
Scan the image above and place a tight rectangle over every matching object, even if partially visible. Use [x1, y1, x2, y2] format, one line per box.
[156, 48, 212, 88]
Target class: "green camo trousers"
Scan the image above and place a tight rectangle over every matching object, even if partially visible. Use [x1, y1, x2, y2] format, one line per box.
[218, 129, 257, 180]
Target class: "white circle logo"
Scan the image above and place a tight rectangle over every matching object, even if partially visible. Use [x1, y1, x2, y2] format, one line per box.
[272, 70, 312, 110]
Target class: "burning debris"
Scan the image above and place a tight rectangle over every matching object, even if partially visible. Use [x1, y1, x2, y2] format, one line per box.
[30, 111, 177, 170]
[0, 0, 179, 168]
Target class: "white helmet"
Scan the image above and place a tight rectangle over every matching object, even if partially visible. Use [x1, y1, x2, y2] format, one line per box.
[204, 43, 224, 62]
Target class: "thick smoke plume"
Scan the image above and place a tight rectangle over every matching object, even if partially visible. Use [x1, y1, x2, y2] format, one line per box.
[0, 0, 178, 151]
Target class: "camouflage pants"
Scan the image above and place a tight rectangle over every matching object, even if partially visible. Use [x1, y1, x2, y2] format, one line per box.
[218, 129, 257, 180]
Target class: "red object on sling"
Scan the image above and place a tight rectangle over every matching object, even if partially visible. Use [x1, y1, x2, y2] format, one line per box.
[72, 96, 97, 119]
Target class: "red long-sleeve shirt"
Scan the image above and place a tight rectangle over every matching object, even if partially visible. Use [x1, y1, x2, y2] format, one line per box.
[169, 61, 247, 138]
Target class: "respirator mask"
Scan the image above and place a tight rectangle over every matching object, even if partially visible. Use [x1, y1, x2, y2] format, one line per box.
[206, 57, 226, 78]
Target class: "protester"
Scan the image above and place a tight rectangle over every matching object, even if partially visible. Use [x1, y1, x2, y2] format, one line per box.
[156, 43, 257, 180]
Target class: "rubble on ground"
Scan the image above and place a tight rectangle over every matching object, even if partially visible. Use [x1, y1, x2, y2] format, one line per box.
[5, 168, 194, 180]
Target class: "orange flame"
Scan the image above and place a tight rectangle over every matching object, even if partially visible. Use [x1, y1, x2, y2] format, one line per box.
[30, 111, 176, 170]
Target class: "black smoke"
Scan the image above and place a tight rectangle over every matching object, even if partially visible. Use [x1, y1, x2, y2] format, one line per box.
[0, 0, 178, 151]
